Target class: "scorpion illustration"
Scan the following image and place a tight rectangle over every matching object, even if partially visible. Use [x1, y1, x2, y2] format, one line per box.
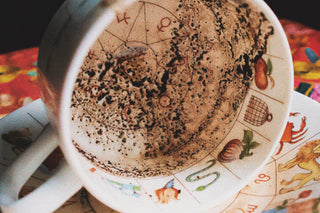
[276, 112, 308, 155]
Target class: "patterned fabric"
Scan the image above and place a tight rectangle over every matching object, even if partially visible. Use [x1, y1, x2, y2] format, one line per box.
[0, 47, 40, 118]
[280, 20, 320, 101]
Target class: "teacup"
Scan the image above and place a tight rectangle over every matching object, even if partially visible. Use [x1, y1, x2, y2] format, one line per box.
[0, 0, 293, 212]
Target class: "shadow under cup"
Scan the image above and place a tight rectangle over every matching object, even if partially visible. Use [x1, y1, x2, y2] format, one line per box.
[68, 0, 281, 179]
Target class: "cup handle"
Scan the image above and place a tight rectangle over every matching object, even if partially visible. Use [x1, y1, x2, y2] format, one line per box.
[0, 125, 83, 213]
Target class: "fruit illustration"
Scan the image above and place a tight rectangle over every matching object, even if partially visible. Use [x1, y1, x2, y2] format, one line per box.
[254, 57, 274, 90]
[218, 139, 243, 163]
[218, 130, 260, 163]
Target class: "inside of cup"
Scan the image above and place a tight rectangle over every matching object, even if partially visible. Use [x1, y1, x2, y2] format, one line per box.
[69, 0, 282, 179]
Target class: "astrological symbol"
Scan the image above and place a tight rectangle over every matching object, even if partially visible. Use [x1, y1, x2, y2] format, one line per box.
[117, 12, 131, 24]
[87, 50, 96, 59]
[157, 17, 171, 32]
[247, 204, 258, 212]
[174, 56, 188, 66]
[167, 55, 188, 68]
[254, 173, 271, 184]
[119, 104, 132, 123]
[237, 208, 245, 213]
[185, 159, 220, 191]
[237, 204, 258, 213]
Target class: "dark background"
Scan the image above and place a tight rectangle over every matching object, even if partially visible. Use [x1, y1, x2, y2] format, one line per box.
[0, 0, 319, 54]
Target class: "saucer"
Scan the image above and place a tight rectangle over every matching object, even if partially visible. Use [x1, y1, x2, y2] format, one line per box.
[1, 91, 319, 212]
[3, 92, 317, 212]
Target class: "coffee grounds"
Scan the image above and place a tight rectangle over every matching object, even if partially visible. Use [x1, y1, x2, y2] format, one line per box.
[70, 0, 274, 178]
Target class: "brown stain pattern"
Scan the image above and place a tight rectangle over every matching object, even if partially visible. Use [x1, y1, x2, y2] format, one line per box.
[70, 0, 274, 178]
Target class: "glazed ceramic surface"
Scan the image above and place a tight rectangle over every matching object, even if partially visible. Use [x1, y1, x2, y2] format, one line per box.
[49, 0, 292, 212]
[0, 0, 293, 212]
[3, 92, 318, 213]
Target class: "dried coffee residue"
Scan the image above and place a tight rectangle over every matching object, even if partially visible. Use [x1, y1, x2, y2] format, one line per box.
[70, 0, 274, 178]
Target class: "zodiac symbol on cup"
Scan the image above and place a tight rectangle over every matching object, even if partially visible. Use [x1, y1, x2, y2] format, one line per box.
[157, 17, 172, 32]
[276, 112, 307, 155]
[185, 159, 220, 191]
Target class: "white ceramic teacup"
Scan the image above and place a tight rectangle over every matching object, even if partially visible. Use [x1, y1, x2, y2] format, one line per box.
[0, 0, 293, 212]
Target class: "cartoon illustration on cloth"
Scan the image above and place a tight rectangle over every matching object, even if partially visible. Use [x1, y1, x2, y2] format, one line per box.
[254, 57, 274, 90]
[2, 128, 33, 155]
[293, 48, 320, 102]
[294, 48, 320, 80]
[0, 64, 39, 118]
[2, 128, 64, 172]
[185, 159, 220, 191]
[218, 130, 260, 163]
[244, 95, 273, 126]
[276, 112, 308, 155]
[287, 32, 308, 56]
[103, 178, 141, 198]
[155, 179, 181, 204]
[0, 65, 37, 83]
[278, 139, 320, 194]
